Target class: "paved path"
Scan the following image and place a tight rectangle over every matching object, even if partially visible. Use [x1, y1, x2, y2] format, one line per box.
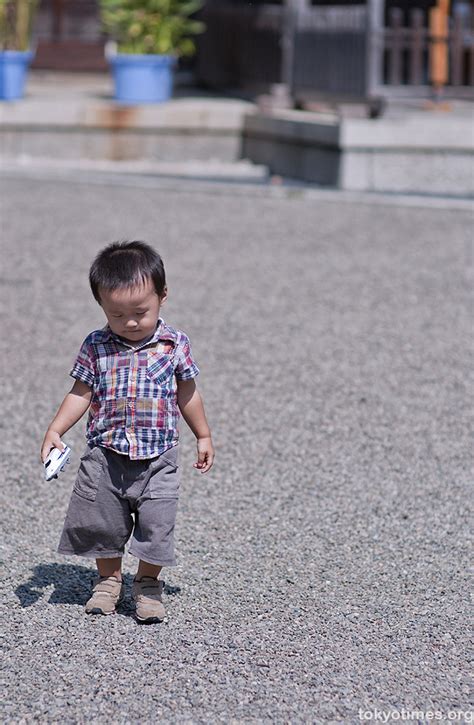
[0, 172, 472, 723]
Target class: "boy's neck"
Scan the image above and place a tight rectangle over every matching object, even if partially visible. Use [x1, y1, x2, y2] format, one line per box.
[113, 319, 162, 348]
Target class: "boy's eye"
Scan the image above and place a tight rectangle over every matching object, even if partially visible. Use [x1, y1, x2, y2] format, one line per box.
[111, 314, 123, 318]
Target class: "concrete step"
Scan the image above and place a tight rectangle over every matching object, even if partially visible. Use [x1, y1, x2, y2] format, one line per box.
[0, 156, 269, 184]
[242, 107, 474, 197]
[3, 157, 472, 212]
[1, 71, 257, 163]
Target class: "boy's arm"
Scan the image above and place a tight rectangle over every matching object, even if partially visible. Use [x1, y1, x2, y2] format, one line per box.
[176, 379, 214, 473]
[41, 380, 92, 462]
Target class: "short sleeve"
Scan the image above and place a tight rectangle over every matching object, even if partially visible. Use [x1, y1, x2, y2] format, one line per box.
[70, 337, 96, 388]
[175, 334, 200, 381]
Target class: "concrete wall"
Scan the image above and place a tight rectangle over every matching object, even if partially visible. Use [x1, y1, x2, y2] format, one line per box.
[242, 109, 474, 197]
[0, 97, 254, 163]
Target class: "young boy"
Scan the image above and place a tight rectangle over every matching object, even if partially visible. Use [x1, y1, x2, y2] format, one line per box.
[41, 240, 214, 624]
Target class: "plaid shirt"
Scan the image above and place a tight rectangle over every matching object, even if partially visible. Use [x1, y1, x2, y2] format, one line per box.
[70, 318, 200, 460]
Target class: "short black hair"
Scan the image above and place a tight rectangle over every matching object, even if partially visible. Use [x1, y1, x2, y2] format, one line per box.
[89, 240, 166, 303]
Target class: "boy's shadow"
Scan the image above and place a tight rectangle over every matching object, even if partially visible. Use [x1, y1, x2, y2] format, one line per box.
[15, 563, 180, 609]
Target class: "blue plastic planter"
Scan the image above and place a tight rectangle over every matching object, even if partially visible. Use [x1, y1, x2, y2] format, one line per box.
[0, 50, 34, 100]
[110, 53, 176, 104]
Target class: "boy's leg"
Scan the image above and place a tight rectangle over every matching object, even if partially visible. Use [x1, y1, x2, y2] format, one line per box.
[86, 558, 124, 616]
[135, 561, 161, 580]
[58, 447, 134, 561]
[85, 575, 123, 615]
[58, 447, 133, 615]
[97, 557, 123, 580]
[133, 562, 165, 624]
[128, 446, 180, 623]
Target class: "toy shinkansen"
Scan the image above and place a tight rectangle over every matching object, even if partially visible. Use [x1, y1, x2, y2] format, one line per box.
[44, 444, 72, 481]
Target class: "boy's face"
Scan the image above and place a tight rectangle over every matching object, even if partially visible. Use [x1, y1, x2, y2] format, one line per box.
[98, 279, 167, 344]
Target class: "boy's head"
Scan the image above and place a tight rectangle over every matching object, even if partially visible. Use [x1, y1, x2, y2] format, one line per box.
[89, 240, 168, 343]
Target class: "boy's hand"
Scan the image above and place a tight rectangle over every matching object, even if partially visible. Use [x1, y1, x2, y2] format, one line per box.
[41, 430, 65, 463]
[194, 436, 214, 474]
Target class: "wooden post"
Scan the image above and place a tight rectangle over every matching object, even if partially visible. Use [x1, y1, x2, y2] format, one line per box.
[279, 0, 307, 105]
[429, 0, 450, 97]
[470, 28, 474, 88]
[366, 0, 385, 98]
[410, 8, 425, 86]
[52, 0, 65, 42]
[388, 7, 403, 86]
[450, 12, 463, 86]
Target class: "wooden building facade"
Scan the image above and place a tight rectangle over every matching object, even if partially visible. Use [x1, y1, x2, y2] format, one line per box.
[31, 1, 474, 100]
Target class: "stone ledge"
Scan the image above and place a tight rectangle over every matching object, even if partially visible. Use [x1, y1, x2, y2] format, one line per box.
[243, 110, 340, 148]
[340, 115, 474, 152]
[0, 97, 255, 131]
[242, 108, 474, 196]
[0, 92, 256, 162]
[244, 109, 474, 152]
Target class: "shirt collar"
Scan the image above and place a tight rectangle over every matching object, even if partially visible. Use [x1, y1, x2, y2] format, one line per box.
[100, 318, 178, 347]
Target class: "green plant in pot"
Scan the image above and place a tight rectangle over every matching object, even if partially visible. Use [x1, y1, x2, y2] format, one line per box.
[100, 0, 205, 104]
[0, 0, 37, 100]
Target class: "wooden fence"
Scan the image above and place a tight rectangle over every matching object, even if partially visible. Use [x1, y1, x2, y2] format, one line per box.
[32, 0, 107, 71]
[383, 7, 474, 89]
[196, 2, 474, 102]
[291, 6, 369, 98]
[31, 0, 474, 96]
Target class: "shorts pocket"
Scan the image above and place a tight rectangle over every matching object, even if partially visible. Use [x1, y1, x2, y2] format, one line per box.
[73, 447, 104, 502]
[146, 352, 174, 386]
[159, 445, 179, 470]
[145, 447, 180, 499]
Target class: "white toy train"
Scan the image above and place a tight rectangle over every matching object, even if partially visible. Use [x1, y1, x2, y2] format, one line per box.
[44, 444, 72, 481]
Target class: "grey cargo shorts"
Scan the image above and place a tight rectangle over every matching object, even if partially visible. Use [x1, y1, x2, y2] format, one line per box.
[58, 444, 180, 566]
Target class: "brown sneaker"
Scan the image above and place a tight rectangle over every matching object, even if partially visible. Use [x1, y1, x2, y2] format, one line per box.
[133, 577, 166, 624]
[85, 576, 124, 616]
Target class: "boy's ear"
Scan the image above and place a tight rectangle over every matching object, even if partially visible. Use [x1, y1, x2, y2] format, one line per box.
[160, 286, 168, 304]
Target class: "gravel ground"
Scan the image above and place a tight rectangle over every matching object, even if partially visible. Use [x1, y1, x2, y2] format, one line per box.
[0, 173, 472, 724]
